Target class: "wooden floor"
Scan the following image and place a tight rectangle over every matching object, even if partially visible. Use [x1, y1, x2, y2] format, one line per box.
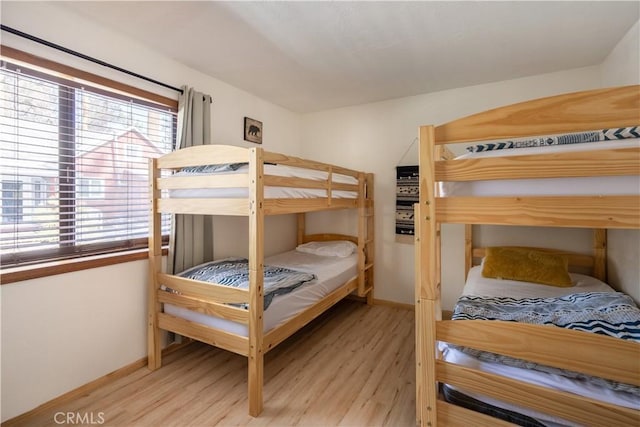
[16, 300, 416, 426]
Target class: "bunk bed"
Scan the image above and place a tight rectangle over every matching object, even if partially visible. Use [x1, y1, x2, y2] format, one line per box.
[148, 145, 374, 416]
[415, 85, 640, 426]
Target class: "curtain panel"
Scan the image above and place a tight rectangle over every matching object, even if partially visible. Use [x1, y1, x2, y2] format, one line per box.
[168, 86, 214, 274]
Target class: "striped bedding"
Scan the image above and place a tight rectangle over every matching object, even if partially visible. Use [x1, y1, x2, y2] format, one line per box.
[177, 258, 316, 309]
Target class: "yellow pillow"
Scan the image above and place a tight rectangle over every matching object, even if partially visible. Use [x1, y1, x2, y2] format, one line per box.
[481, 247, 572, 287]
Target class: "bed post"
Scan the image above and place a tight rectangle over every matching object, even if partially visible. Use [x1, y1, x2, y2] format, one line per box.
[147, 158, 162, 370]
[464, 224, 473, 279]
[297, 213, 306, 245]
[416, 125, 439, 427]
[365, 173, 375, 304]
[248, 147, 265, 416]
[357, 172, 375, 302]
[593, 229, 607, 282]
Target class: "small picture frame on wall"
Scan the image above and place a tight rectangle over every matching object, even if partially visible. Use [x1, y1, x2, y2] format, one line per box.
[244, 117, 263, 144]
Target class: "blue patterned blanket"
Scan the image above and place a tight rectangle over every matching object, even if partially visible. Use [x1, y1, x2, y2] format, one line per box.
[452, 292, 640, 396]
[178, 258, 316, 310]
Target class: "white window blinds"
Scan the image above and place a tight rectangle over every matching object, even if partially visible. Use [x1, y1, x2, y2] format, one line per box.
[0, 61, 175, 266]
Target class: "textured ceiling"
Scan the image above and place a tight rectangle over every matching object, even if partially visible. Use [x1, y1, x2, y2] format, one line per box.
[57, 1, 639, 113]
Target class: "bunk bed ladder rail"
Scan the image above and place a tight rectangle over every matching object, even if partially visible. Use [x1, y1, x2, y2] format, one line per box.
[357, 172, 375, 300]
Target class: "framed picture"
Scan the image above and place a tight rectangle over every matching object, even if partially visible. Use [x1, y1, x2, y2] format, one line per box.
[244, 117, 263, 144]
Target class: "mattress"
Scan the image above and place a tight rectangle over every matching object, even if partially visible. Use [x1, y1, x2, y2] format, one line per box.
[441, 266, 639, 426]
[163, 249, 358, 336]
[440, 139, 640, 197]
[169, 163, 359, 199]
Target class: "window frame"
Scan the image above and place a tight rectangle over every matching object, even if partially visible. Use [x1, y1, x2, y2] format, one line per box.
[0, 46, 178, 282]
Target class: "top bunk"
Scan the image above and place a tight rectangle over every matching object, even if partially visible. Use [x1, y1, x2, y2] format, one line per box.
[149, 144, 373, 216]
[419, 85, 640, 230]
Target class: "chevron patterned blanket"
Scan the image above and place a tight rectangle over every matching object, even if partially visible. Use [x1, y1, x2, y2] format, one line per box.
[465, 126, 639, 153]
[178, 258, 316, 310]
[451, 292, 640, 395]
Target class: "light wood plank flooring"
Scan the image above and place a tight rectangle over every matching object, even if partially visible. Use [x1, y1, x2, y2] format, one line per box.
[15, 300, 415, 426]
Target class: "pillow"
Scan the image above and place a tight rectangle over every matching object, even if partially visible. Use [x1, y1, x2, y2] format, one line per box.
[481, 246, 572, 287]
[295, 240, 357, 258]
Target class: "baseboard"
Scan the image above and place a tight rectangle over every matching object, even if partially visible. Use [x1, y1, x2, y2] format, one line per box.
[2, 340, 191, 427]
[372, 298, 414, 311]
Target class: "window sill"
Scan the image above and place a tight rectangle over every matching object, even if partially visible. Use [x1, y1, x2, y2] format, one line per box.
[1, 248, 168, 285]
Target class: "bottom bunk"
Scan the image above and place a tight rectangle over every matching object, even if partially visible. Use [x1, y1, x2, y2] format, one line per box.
[417, 246, 640, 427]
[148, 235, 371, 416]
[162, 245, 359, 340]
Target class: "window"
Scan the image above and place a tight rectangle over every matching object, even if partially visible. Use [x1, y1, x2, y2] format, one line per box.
[32, 177, 46, 206]
[0, 59, 176, 267]
[77, 178, 105, 199]
[1, 180, 23, 223]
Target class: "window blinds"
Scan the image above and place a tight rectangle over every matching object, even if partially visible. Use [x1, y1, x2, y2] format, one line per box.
[0, 61, 175, 266]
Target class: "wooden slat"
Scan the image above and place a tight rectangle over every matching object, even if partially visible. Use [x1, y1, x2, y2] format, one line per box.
[157, 145, 249, 169]
[263, 278, 358, 352]
[435, 147, 640, 181]
[157, 273, 249, 304]
[157, 198, 249, 215]
[437, 361, 639, 426]
[158, 313, 248, 356]
[436, 195, 640, 229]
[263, 175, 358, 192]
[436, 400, 515, 427]
[437, 320, 640, 386]
[157, 174, 249, 189]
[157, 291, 249, 324]
[262, 151, 360, 178]
[264, 175, 328, 190]
[329, 182, 358, 192]
[434, 85, 640, 144]
[263, 198, 357, 214]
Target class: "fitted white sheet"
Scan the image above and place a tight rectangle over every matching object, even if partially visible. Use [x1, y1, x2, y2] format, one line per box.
[441, 139, 640, 197]
[164, 250, 358, 336]
[442, 266, 638, 426]
[169, 163, 359, 199]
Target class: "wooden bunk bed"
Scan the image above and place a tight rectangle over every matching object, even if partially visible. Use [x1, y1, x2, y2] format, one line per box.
[415, 85, 640, 426]
[147, 145, 374, 416]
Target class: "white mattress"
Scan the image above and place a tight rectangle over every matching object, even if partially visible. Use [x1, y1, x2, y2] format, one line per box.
[163, 250, 358, 336]
[169, 163, 358, 199]
[442, 266, 638, 426]
[441, 139, 640, 197]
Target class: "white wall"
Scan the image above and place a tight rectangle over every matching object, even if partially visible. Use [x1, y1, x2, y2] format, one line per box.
[601, 19, 640, 303]
[601, 20, 640, 88]
[0, 1, 301, 421]
[302, 67, 611, 309]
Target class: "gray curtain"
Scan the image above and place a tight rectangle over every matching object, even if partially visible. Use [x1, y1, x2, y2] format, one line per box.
[168, 86, 214, 274]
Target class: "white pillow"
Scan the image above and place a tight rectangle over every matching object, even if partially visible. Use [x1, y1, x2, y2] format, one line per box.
[295, 240, 357, 258]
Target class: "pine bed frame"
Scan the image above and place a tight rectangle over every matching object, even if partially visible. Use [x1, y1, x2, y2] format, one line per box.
[415, 85, 640, 426]
[147, 145, 374, 416]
